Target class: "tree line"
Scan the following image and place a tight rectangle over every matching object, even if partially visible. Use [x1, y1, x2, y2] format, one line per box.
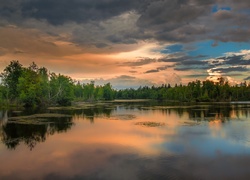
[116, 79, 250, 102]
[0, 61, 250, 107]
[0, 61, 114, 107]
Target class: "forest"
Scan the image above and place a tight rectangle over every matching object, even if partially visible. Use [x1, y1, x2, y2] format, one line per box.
[0, 61, 250, 107]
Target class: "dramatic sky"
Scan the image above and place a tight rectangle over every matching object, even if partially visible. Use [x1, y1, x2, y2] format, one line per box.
[0, 0, 250, 88]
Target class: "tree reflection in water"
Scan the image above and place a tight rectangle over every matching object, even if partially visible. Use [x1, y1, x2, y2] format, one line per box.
[1, 102, 249, 151]
[0, 115, 73, 150]
[51, 106, 114, 123]
[0, 105, 114, 150]
[0, 102, 250, 179]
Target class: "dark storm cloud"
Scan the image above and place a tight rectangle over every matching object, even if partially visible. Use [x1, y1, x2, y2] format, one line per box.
[179, 60, 206, 66]
[135, 0, 250, 43]
[172, 58, 213, 71]
[174, 62, 214, 71]
[0, 1, 24, 25]
[135, 0, 215, 42]
[159, 54, 206, 62]
[137, 0, 211, 29]
[144, 64, 176, 74]
[122, 58, 156, 67]
[142, 54, 212, 74]
[157, 65, 175, 70]
[226, 0, 250, 9]
[106, 35, 137, 44]
[211, 66, 249, 73]
[159, 56, 190, 63]
[0, 0, 250, 45]
[20, 0, 139, 25]
[146, 53, 249, 74]
[216, 55, 250, 66]
[174, 67, 196, 71]
[226, 55, 246, 65]
[212, 29, 250, 43]
[94, 43, 109, 48]
[141, 54, 215, 73]
[145, 69, 159, 74]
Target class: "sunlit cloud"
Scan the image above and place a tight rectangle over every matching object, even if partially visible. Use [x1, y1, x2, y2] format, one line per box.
[0, 0, 249, 87]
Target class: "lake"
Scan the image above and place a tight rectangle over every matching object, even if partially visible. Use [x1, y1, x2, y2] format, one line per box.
[0, 101, 250, 179]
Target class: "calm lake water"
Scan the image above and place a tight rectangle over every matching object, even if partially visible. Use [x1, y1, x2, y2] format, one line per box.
[1, 101, 250, 180]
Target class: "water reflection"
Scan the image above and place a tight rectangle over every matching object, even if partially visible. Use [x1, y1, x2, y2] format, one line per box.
[49, 102, 250, 124]
[0, 110, 8, 126]
[0, 102, 250, 179]
[73, 107, 114, 122]
[50, 106, 114, 123]
[0, 113, 73, 150]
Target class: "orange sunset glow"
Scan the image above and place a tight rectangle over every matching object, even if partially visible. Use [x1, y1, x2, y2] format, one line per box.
[0, 1, 250, 88]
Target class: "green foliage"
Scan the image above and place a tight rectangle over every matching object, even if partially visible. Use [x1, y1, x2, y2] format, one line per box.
[1, 61, 250, 107]
[49, 73, 74, 106]
[74, 81, 84, 99]
[103, 83, 114, 100]
[94, 86, 104, 100]
[115, 78, 250, 102]
[0, 60, 23, 101]
[81, 82, 115, 101]
[16, 63, 51, 107]
[17, 65, 43, 107]
[0, 61, 74, 107]
[0, 85, 8, 104]
[82, 81, 95, 101]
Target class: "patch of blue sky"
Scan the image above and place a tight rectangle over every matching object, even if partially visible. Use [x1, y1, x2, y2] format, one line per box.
[160, 44, 183, 54]
[189, 137, 250, 157]
[212, 5, 232, 13]
[163, 143, 185, 154]
[158, 124, 250, 157]
[188, 40, 250, 59]
[159, 137, 250, 157]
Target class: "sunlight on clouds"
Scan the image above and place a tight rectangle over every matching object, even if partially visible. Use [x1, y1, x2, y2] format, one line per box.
[0, 0, 249, 87]
[115, 42, 165, 60]
[225, 50, 250, 57]
[204, 49, 250, 85]
[59, 53, 126, 79]
[0, 27, 82, 58]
